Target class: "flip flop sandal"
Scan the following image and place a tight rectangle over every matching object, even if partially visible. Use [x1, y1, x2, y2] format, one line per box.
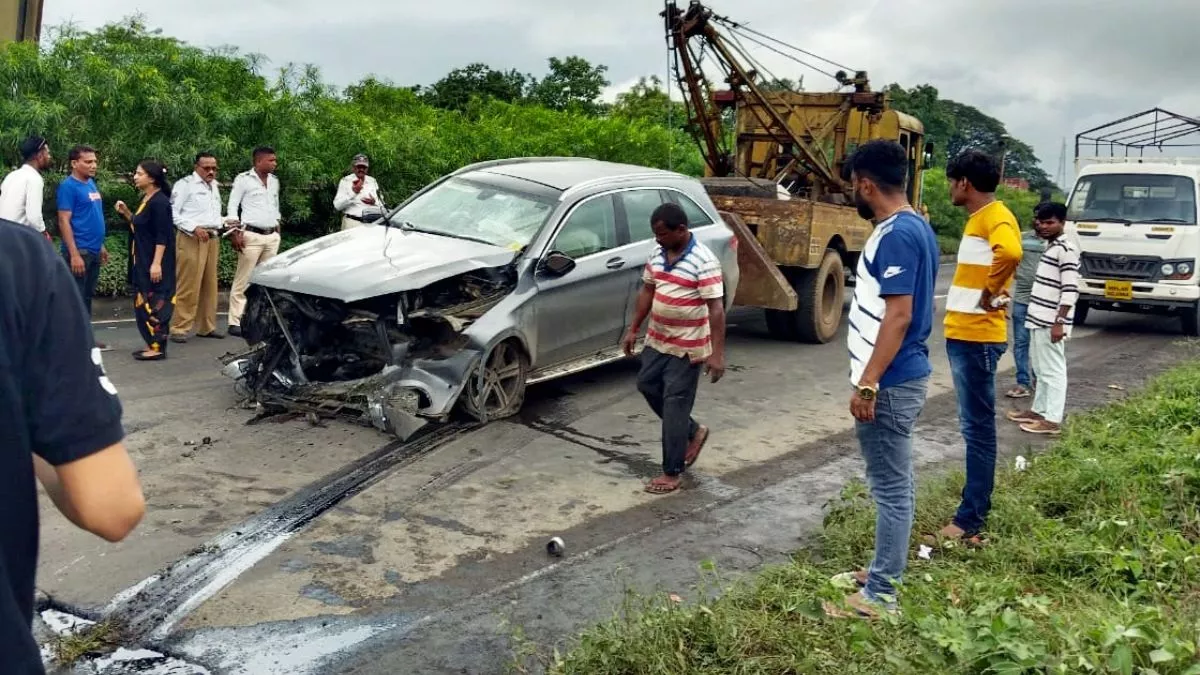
[685, 427, 710, 467]
[134, 351, 166, 361]
[644, 478, 682, 494]
[921, 531, 988, 549]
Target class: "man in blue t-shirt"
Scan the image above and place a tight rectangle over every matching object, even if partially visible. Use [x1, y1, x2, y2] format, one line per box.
[826, 140, 940, 620]
[56, 145, 110, 338]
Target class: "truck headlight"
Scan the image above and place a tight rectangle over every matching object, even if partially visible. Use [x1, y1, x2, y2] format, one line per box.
[1162, 263, 1176, 276]
[1179, 262, 1192, 276]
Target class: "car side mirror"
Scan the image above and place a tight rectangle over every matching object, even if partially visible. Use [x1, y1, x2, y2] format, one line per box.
[542, 251, 576, 277]
[923, 141, 935, 165]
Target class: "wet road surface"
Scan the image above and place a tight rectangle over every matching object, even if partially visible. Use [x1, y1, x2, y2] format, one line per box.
[38, 266, 1199, 673]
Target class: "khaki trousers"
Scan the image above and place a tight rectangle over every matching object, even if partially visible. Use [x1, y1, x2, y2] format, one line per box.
[228, 230, 280, 327]
[170, 231, 220, 336]
[342, 215, 363, 230]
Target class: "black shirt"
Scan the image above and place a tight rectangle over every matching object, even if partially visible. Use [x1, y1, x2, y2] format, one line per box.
[0, 220, 124, 674]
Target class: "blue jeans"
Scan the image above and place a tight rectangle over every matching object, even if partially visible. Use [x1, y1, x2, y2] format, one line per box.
[856, 376, 929, 606]
[1011, 302, 1031, 387]
[947, 339, 1007, 535]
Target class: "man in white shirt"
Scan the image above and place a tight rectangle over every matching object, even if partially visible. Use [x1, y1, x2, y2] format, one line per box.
[226, 146, 282, 338]
[170, 152, 231, 342]
[0, 136, 53, 240]
[333, 154, 382, 230]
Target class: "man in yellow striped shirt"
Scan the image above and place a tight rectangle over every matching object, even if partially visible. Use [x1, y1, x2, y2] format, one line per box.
[938, 150, 1022, 545]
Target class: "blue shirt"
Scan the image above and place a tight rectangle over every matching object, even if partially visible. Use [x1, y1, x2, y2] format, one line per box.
[847, 210, 940, 388]
[56, 175, 106, 254]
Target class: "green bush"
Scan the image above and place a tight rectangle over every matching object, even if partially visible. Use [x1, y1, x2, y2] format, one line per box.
[545, 361, 1200, 674]
[91, 232, 309, 297]
[1, 20, 701, 237]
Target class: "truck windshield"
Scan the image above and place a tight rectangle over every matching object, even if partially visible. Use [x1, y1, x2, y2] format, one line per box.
[1067, 173, 1198, 224]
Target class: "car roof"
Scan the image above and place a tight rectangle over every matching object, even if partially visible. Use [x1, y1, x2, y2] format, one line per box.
[469, 157, 682, 192]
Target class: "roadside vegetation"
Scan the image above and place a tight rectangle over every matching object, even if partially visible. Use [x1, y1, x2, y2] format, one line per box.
[536, 359, 1200, 674]
[3, 17, 1057, 290]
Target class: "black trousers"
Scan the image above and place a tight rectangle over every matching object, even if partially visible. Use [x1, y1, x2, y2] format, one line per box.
[637, 347, 702, 476]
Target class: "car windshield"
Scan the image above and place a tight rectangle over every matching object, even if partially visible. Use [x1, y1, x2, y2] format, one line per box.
[1067, 173, 1198, 224]
[393, 177, 556, 250]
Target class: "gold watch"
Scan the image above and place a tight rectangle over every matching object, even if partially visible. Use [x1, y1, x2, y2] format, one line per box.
[856, 383, 878, 401]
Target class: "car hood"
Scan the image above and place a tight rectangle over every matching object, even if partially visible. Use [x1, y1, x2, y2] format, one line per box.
[250, 226, 519, 302]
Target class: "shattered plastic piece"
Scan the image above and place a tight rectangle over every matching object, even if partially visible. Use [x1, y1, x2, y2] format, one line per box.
[918, 545, 933, 560]
[1015, 455, 1028, 472]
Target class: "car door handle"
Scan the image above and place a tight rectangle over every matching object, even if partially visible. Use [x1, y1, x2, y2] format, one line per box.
[605, 257, 626, 270]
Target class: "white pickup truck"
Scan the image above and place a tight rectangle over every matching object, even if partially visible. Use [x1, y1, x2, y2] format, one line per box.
[1064, 111, 1200, 335]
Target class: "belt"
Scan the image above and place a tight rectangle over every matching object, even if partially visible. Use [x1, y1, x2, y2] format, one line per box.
[345, 213, 368, 222]
[179, 226, 222, 236]
[242, 224, 278, 235]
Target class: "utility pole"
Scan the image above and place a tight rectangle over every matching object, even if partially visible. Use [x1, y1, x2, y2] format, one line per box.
[1056, 137, 1068, 192]
[1, 0, 45, 43]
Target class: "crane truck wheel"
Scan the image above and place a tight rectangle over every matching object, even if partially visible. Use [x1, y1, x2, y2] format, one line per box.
[765, 249, 845, 344]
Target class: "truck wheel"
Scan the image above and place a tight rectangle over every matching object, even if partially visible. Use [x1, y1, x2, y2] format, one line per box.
[764, 250, 845, 344]
[1181, 303, 1200, 337]
[1074, 301, 1089, 327]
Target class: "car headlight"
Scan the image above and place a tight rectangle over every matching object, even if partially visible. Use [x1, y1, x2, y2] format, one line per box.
[1179, 262, 1192, 276]
[1162, 263, 1176, 277]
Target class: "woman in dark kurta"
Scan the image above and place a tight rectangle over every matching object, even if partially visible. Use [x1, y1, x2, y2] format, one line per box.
[116, 160, 176, 360]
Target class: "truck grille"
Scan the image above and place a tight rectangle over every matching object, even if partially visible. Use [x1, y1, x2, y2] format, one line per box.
[1080, 253, 1160, 281]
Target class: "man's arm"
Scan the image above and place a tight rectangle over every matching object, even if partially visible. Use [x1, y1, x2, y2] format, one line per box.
[26, 175, 46, 233]
[623, 281, 655, 356]
[858, 294, 914, 386]
[704, 298, 727, 382]
[332, 176, 354, 212]
[225, 175, 244, 222]
[27, 242, 144, 542]
[33, 448, 143, 542]
[1058, 245, 1080, 317]
[171, 178, 195, 231]
[986, 220, 1023, 296]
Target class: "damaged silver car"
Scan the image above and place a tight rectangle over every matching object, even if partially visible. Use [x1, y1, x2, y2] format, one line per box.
[221, 157, 740, 439]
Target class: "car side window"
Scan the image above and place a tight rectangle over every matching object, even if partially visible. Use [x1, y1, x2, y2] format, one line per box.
[552, 196, 618, 259]
[666, 192, 716, 227]
[622, 189, 668, 243]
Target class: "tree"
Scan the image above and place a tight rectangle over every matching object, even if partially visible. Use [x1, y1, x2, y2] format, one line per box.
[528, 56, 609, 115]
[420, 63, 531, 112]
[886, 83, 1058, 193]
[610, 76, 687, 130]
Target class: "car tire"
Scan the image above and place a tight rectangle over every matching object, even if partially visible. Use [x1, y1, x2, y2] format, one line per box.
[1181, 302, 1200, 337]
[460, 339, 530, 422]
[1074, 301, 1089, 328]
[764, 249, 845, 344]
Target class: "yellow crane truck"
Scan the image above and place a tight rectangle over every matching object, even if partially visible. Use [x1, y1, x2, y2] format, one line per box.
[664, 1, 933, 342]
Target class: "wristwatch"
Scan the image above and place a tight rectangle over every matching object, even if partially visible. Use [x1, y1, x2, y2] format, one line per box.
[856, 383, 878, 401]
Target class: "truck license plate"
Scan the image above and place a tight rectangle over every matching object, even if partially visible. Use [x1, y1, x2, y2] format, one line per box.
[1104, 280, 1133, 300]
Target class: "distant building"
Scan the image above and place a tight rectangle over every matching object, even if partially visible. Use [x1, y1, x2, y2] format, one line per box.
[1002, 177, 1030, 191]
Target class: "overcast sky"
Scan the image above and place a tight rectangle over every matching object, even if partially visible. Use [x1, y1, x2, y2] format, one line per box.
[42, 0, 1200, 186]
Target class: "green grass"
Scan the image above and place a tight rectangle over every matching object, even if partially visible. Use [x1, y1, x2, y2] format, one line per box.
[536, 361, 1200, 674]
[50, 620, 122, 666]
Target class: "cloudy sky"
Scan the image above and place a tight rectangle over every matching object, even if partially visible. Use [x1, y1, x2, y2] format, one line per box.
[42, 0, 1200, 185]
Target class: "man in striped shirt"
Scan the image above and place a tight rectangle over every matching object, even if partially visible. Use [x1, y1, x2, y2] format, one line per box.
[622, 202, 726, 495]
[826, 140, 940, 619]
[1007, 202, 1078, 436]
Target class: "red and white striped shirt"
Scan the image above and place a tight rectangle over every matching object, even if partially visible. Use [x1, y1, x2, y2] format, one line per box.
[642, 236, 724, 362]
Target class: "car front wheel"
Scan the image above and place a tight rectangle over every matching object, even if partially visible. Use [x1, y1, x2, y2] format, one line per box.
[460, 339, 529, 422]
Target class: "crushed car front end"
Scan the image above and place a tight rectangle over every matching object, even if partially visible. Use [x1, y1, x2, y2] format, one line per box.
[221, 245, 520, 440]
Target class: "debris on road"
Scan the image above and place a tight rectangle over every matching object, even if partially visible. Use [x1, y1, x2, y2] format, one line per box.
[546, 537, 565, 557]
[1015, 455, 1028, 472]
[917, 544, 933, 560]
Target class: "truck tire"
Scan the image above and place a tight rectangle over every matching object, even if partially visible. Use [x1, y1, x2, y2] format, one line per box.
[1181, 302, 1200, 337]
[764, 250, 845, 344]
[1074, 301, 1089, 327]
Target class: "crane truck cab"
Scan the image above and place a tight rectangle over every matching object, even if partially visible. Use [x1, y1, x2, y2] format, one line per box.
[1064, 159, 1200, 334]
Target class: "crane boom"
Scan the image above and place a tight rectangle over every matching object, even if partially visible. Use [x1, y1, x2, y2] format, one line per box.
[663, 1, 926, 205]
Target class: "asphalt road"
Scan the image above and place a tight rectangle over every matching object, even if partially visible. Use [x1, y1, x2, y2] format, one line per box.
[38, 264, 1198, 674]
